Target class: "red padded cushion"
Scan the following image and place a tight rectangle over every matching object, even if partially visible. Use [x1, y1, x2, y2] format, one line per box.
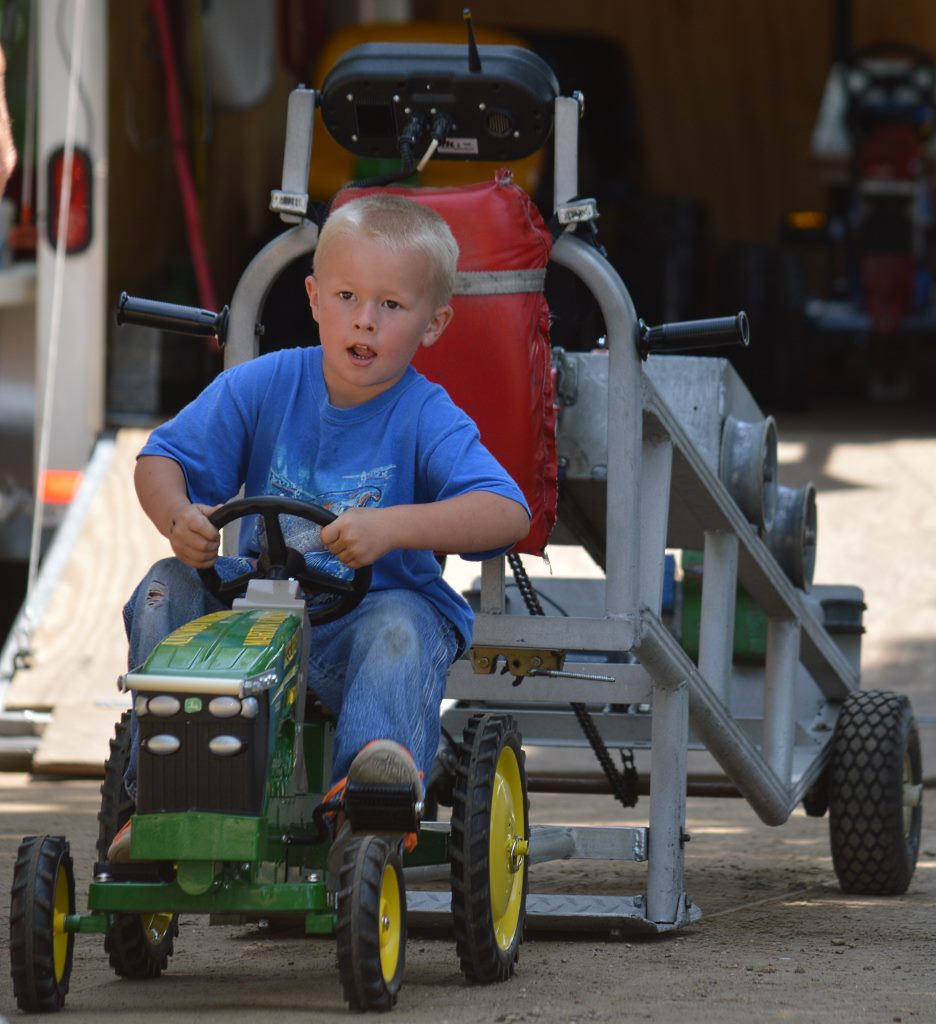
[332, 173, 557, 555]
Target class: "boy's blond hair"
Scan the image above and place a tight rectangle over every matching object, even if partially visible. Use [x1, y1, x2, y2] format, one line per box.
[314, 193, 459, 307]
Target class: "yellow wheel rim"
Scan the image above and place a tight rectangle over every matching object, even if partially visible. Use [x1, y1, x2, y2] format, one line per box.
[378, 861, 402, 984]
[488, 744, 526, 952]
[53, 863, 70, 981]
[142, 911, 175, 946]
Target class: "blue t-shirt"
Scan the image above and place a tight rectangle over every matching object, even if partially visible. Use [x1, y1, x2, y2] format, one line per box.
[140, 346, 529, 651]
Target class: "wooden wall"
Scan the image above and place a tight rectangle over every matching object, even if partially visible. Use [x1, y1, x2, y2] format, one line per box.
[106, 4, 295, 310]
[106, 1, 936, 318]
[414, 0, 936, 264]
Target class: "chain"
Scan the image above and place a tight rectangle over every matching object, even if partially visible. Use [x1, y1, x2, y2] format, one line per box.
[508, 553, 639, 808]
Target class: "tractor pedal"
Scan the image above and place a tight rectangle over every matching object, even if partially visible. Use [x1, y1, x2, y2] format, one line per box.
[344, 779, 420, 833]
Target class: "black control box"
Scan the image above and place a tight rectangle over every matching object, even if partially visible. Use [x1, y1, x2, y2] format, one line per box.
[320, 43, 559, 162]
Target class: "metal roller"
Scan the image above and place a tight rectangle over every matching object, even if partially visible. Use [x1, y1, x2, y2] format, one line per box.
[768, 482, 818, 590]
[718, 415, 779, 532]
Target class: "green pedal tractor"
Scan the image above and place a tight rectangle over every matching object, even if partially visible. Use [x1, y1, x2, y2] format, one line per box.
[10, 498, 530, 1013]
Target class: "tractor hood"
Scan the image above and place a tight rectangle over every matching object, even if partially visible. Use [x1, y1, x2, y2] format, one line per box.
[138, 608, 301, 680]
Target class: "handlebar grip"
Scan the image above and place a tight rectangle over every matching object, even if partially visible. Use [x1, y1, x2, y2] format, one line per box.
[116, 292, 229, 345]
[638, 311, 749, 359]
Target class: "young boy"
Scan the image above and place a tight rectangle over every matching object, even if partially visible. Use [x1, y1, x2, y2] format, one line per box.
[111, 193, 530, 859]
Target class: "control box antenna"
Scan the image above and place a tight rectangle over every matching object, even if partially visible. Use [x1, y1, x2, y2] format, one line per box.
[463, 8, 482, 72]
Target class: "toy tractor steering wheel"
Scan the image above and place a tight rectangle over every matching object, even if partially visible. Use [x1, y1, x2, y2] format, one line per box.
[198, 496, 371, 626]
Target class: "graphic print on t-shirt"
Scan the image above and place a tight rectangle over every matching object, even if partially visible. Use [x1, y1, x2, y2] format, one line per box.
[254, 463, 397, 603]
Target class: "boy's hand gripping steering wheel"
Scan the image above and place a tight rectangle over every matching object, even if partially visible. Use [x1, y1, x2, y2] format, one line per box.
[198, 496, 371, 625]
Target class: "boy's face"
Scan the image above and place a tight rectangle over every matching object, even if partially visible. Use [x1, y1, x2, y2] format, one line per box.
[306, 234, 453, 408]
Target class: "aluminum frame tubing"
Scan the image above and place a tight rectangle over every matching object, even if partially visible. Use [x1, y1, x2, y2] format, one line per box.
[472, 231, 644, 652]
[698, 530, 740, 705]
[646, 675, 689, 924]
[550, 232, 643, 628]
[639, 431, 674, 618]
[226, 221, 321, 370]
[553, 95, 581, 209]
[546, 229, 689, 927]
[644, 391, 858, 700]
[762, 618, 801, 786]
[638, 612, 792, 826]
[271, 87, 316, 222]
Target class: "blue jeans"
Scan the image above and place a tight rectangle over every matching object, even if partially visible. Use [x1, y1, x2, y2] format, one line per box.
[122, 557, 458, 795]
[308, 587, 458, 783]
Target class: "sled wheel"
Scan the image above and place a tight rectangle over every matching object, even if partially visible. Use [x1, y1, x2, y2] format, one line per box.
[450, 713, 528, 984]
[828, 690, 923, 894]
[98, 711, 178, 978]
[337, 835, 406, 1012]
[9, 834, 75, 1012]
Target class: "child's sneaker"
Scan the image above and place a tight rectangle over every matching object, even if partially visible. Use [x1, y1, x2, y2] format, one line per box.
[323, 739, 422, 872]
[107, 819, 133, 863]
[347, 739, 423, 800]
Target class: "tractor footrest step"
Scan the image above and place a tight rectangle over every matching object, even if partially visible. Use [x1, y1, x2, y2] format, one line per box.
[345, 780, 419, 832]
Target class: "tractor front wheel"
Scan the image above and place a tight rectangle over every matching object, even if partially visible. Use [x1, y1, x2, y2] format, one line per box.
[9, 834, 75, 1013]
[337, 834, 406, 1011]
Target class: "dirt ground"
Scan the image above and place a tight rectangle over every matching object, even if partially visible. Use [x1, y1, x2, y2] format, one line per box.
[0, 775, 933, 1023]
[1, 397, 935, 1022]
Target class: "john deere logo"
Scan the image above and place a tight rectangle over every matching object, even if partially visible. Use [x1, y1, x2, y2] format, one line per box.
[184, 697, 203, 714]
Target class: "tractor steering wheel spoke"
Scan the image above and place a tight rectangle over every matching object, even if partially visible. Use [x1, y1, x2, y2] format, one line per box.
[260, 510, 290, 567]
[296, 566, 358, 597]
[197, 497, 371, 625]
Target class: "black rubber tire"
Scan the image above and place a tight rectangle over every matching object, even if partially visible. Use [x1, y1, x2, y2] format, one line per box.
[801, 770, 830, 818]
[450, 713, 528, 984]
[9, 834, 75, 1012]
[336, 835, 406, 1012]
[98, 711, 178, 978]
[96, 711, 136, 861]
[828, 690, 923, 894]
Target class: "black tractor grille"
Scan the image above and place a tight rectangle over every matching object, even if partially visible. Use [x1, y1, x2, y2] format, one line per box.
[136, 695, 269, 815]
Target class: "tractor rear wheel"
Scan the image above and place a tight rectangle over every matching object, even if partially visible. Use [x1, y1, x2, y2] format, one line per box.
[9, 834, 75, 1012]
[450, 713, 528, 984]
[337, 834, 406, 1011]
[828, 690, 923, 894]
[98, 710, 178, 977]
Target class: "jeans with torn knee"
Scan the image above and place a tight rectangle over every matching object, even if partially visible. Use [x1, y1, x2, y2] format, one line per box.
[122, 556, 243, 798]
